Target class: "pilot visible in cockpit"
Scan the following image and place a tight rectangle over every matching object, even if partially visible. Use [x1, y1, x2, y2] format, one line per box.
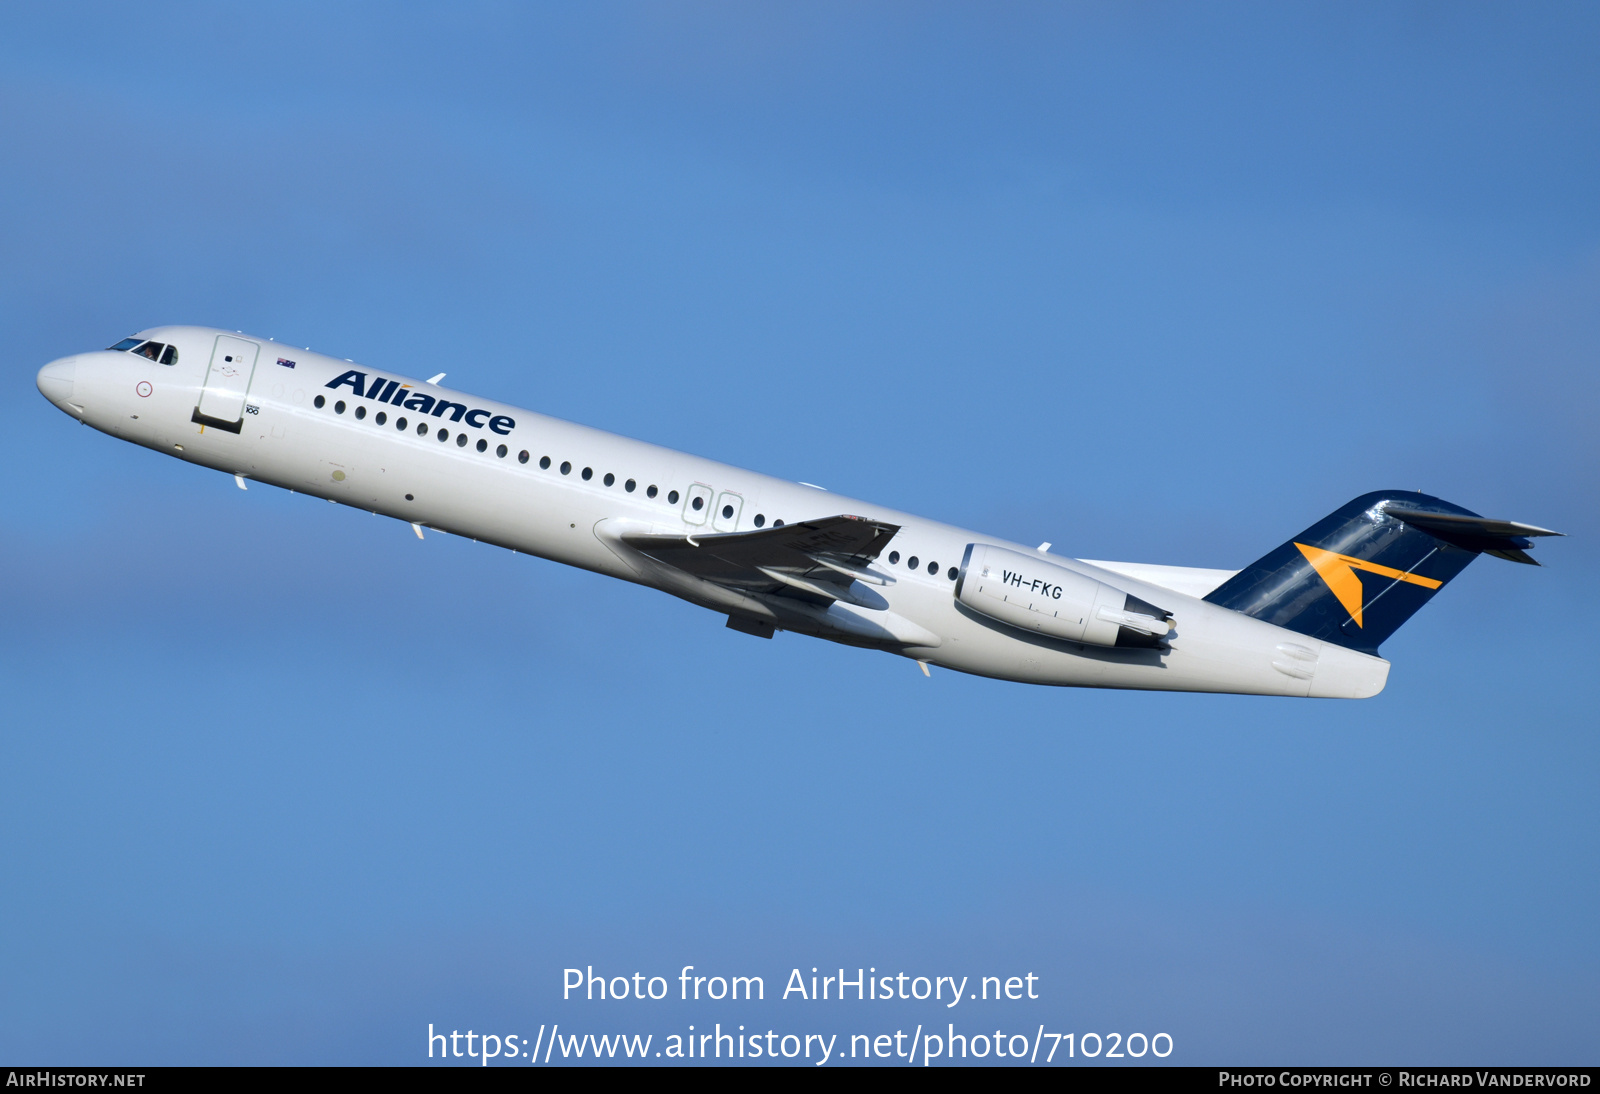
[109, 336, 179, 365]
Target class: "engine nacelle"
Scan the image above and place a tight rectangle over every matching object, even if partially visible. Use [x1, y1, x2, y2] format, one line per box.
[955, 544, 1174, 648]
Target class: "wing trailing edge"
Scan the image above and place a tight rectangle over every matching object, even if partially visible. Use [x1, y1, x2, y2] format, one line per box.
[621, 514, 900, 607]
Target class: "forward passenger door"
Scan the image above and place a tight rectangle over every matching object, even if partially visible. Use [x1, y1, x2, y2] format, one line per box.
[194, 335, 260, 430]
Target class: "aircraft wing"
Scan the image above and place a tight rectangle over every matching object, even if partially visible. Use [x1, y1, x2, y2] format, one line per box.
[622, 514, 900, 607]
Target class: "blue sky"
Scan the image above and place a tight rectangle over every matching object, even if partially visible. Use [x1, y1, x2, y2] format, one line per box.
[1, 2, 1596, 1065]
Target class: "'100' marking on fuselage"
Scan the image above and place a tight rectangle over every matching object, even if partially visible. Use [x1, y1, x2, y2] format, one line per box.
[324, 369, 516, 435]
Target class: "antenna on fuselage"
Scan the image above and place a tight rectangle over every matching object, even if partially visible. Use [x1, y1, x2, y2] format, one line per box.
[427, 373, 446, 384]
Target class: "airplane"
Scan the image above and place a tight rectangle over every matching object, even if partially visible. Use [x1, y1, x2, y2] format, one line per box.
[36, 326, 1561, 698]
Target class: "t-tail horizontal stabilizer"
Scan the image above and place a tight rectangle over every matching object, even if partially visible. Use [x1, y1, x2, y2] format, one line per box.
[1202, 491, 1562, 655]
[1383, 508, 1562, 565]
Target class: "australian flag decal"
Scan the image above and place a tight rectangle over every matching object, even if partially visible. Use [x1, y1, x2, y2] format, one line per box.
[277, 357, 296, 369]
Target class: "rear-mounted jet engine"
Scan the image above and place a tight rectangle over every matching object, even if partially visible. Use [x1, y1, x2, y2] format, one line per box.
[955, 544, 1174, 649]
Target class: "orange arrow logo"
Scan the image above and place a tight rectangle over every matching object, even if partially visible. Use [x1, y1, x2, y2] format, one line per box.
[1293, 543, 1443, 627]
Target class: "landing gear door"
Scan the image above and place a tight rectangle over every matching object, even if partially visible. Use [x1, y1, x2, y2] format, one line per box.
[195, 335, 260, 430]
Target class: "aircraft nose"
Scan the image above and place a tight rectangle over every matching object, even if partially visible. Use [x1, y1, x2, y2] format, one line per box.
[37, 357, 79, 414]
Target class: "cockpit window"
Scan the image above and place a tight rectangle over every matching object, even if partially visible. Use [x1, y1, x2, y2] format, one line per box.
[107, 338, 178, 364]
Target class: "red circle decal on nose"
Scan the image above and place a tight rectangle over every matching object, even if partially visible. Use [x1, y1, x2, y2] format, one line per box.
[136, 381, 152, 397]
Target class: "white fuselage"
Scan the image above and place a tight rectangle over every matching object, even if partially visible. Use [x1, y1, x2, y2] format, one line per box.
[38, 326, 1389, 697]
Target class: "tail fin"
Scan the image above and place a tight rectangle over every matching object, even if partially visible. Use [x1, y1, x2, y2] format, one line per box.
[1203, 491, 1561, 654]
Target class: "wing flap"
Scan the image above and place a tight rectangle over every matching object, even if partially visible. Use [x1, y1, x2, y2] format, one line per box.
[622, 514, 900, 603]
